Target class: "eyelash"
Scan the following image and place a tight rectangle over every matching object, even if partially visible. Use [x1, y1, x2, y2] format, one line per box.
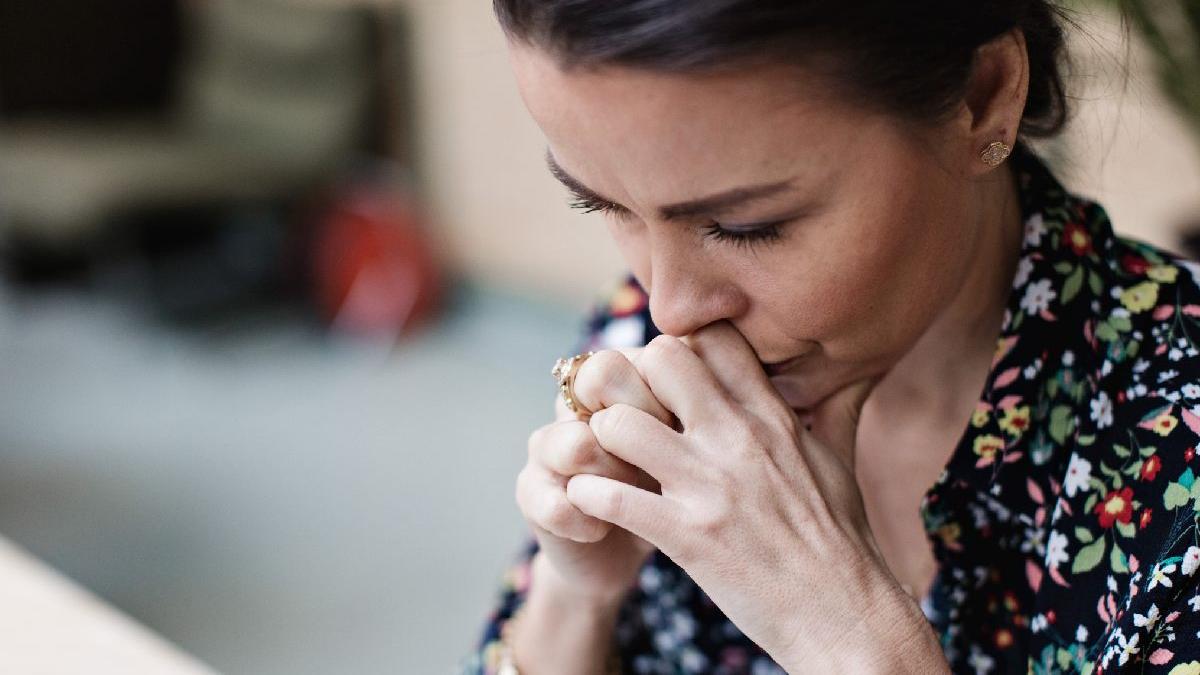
[567, 194, 786, 250]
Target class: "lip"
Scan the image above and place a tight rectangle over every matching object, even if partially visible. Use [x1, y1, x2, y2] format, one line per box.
[761, 353, 806, 377]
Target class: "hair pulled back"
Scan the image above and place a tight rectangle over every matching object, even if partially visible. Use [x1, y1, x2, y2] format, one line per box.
[494, 0, 1072, 139]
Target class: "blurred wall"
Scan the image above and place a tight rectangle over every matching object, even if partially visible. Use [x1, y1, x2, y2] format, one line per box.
[402, 0, 627, 307]
[401, 2, 1200, 307]
[1047, 7, 1200, 252]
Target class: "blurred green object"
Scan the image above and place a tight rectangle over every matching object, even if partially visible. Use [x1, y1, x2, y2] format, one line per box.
[1095, 0, 1200, 144]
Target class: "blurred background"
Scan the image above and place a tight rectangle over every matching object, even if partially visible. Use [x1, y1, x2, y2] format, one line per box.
[0, 1, 1197, 673]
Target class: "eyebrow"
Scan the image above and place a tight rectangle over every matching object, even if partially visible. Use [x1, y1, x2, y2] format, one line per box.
[545, 151, 795, 221]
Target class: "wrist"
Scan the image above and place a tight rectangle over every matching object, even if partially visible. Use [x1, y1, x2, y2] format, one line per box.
[503, 553, 624, 675]
[776, 563, 947, 674]
[530, 551, 632, 614]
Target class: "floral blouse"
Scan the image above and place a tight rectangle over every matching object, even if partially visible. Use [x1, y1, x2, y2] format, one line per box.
[460, 145, 1200, 674]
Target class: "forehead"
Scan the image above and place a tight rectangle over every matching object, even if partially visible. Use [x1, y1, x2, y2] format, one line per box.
[508, 43, 883, 199]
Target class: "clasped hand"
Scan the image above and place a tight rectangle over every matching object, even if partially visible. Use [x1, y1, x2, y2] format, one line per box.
[519, 320, 949, 671]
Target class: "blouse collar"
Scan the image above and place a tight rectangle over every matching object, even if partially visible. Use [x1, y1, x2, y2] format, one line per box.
[921, 142, 1116, 522]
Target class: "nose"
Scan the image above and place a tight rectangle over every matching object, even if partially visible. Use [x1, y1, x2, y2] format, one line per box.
[645, 248, 742, 337]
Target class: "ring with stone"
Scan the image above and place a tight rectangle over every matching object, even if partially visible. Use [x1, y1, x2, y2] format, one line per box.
[551, 351, 596, 417]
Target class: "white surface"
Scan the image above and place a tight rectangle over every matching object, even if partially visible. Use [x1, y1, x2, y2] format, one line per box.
[0, 536, 215, 674]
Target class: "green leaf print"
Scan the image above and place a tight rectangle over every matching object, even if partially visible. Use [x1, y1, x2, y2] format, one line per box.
[1072, 537, 1106, 574]
[1116, 520, 1136, 538]
[1063, 265, 1084, 303]
[1075, 526, 1094, 543]
[1111, 543, 1129, 573]
[1050, 405, 1075, 444]
[1095, 321, 1119, 342]
[1165, 482, 1192, 510]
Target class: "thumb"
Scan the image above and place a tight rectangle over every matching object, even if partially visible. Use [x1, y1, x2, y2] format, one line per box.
[807, 377, 877, 472]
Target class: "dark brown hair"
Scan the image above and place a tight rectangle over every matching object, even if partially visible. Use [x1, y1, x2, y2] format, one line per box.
[494, 0, 1074, 140]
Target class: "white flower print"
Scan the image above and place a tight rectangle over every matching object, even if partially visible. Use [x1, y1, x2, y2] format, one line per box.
[1064, 453, 1093, 497]
[1031, 614, 1048, 632]
[1046, 530, 1070, 569]
[967, 647, 995, 675]
[1024, 213, 1047, 246]
[1149, 562, 1177, 590]
[1184, 383, 1200, 399]
[1184, 546, 1200, 576]
[680, 646, 708, 673]
[1133, 604, 1160, 630]
[1020, 279, 1057, 315]
[1090, 391, 1114, 429]
[1182, 259, 1200, 286]
[1189, 595, 1200, 612]
[1076, 625, 1089, 643]
[1116, 632, 1140, 666]
[1014, 256, 1034, 288]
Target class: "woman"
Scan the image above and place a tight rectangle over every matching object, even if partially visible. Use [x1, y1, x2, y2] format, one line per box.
[463, 1, 1200, 673]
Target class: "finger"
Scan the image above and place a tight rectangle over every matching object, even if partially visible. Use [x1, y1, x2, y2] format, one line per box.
[633, 334, 731, 431]
[516, 464, 613, 543]
[572, 349, 676, 428]
[588, 403, 684, 484]
[532, 419, 640, 484]
[553, 393, 576, 422]
[807, 377, 877, 472]
[565, 473, 683, 553]
[678, 321, 785, 417]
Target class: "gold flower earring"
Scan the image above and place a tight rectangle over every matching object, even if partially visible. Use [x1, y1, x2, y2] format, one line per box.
[980, 140, 1012, 168]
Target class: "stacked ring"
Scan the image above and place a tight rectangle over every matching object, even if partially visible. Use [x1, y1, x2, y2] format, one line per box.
[551, 351, 596, 417]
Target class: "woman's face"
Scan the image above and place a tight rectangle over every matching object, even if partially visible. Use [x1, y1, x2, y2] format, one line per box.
[510, 45, 986, 411]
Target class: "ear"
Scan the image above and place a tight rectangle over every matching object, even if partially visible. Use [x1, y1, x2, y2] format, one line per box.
[959, 28, 1031, 176]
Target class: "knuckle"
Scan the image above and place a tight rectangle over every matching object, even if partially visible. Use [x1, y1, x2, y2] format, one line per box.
[593, 402, 632, 435]
[560, 423, 595, 469]
[590, 351, 630, 400]
[539, 493, 577, 534]
[514, 467, 536, 512]
[527, 424, 550, 457]
[578, 517, 612, 543]
[644, 334, 685, 364]
[596, 483, 625, 520]
[690, 500, 729, 540]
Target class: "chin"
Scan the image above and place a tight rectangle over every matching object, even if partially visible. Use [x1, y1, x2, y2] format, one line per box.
[767, 373, 825, 411]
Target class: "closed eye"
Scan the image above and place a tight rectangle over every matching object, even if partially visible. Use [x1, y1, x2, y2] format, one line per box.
[567, 190, 630, 217]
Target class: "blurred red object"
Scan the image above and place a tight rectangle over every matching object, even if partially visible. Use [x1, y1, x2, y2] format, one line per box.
[312, 183, 442, 338]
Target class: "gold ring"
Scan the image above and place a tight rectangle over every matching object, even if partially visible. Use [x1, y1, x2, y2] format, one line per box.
[551, 351, 596, 417]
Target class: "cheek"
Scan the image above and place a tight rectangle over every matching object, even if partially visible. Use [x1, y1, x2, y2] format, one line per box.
[757, 185, 968, 361]
[830, 193, 969, 355]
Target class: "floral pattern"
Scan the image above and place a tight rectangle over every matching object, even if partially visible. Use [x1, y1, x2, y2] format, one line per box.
[460, 145, 1200, 674]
